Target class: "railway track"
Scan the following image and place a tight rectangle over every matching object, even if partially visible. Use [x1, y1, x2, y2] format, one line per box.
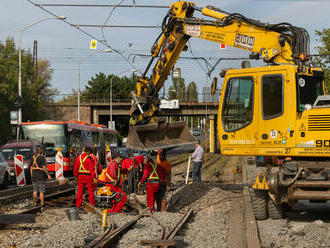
[85, 207, 193, 248]
[0, 178, 75, 206]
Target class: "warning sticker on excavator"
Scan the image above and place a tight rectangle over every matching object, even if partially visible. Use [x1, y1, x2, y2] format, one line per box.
[185, 25, 201, 37]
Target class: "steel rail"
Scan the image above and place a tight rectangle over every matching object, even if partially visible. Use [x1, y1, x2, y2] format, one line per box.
[0, 180, 59, 197]
[0, 181, 73, 204]
[164, 207, 193, 240]
[87, 208, 150, 248]
[141, 208, 193, 247]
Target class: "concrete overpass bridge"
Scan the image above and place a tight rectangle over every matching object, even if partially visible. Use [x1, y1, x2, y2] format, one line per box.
[47, 101, 218, 124]
[46, 101, 220, 152]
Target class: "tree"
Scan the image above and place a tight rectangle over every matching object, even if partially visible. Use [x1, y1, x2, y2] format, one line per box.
[81, 72, 137, 137]
[83, 72, 137, 102]
[168, 77, 186, 102]
[0, 37, 55, 144]
[186, 81, 198, 102]
[314, 28, 330, 92]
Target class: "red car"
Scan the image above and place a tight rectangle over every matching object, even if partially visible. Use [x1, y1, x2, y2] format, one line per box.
[0, 140, 41, 184]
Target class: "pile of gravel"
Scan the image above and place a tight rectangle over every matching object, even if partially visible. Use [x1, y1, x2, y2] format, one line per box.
[3, 209, 102, 248]
[258, 218, 330, 248]
[1, 182, 233, 248]
[118, 185, 231, 248]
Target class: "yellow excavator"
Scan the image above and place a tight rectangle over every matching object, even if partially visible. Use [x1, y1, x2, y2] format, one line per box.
[127, 2, 327, 219]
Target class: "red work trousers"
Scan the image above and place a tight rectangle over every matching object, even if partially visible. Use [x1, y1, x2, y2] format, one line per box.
[76, 175, 95, 207]
[106, 184, 127, 213]
[146, 182, 160, 212]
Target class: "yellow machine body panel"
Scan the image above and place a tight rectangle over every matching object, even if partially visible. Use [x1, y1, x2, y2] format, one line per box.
[219, 65, 327, 157]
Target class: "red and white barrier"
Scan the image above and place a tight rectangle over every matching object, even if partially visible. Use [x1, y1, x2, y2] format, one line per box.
[55, 151, 64, 179]
[15, 155, 26, 186]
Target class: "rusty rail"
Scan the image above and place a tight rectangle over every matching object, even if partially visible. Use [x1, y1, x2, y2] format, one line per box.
[86, 208, 150, 248]
[0, 178, 75, 205]
[141, 207, 193, 247]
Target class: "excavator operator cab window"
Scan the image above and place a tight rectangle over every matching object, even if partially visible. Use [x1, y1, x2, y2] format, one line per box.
[297, 75, 324, 110]
[262, 75, 283, 120]
[222, 77, 254, 132]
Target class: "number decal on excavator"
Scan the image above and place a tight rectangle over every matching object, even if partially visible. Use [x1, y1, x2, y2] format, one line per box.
[316, 140, 330, 147]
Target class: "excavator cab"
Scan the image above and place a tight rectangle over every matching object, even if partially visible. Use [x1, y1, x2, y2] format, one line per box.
[218, 65, 326, 157]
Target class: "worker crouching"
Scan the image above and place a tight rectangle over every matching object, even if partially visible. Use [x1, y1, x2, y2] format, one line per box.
[105, 152, 127, 213]
[138, 157, 166, 212]
[74, 147, 96, 207]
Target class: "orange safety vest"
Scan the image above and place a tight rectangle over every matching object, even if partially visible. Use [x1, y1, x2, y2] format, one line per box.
[105, 162, 121, 184]
[148, 162, 159, 180]
[78, 154, 91, 175]
[32, 154, 44, 170]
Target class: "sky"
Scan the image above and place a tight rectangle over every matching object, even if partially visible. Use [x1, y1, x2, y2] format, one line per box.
[0, 0, 329, 98]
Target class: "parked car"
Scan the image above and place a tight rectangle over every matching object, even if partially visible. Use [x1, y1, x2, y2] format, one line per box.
[0, 151, 9, 189]
[118, 147, 131, 158]
[0, 140, 41, 184]
[192, 129, 202, 136]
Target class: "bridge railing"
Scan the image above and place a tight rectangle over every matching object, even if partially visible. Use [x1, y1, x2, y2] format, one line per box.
[50, 93, 220, 104]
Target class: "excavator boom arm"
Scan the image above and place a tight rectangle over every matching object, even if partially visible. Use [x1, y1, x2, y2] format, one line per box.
[127, 1, 310, 150]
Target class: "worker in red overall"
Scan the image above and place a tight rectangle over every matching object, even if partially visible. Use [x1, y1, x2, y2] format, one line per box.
[74, 147, 96, 207]
[138, 158, 166, 212]
[105, 152, 127, 213]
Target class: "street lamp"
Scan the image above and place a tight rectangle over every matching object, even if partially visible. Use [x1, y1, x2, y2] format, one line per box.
[18, 16, 66, 125]
[109, 69, 137, 129]
[77, 49, 112, 121]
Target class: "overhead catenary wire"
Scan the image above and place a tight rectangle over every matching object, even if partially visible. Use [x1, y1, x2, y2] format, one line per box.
[101, 0, 126, 46]
[73, 24, 161, 29]
[26, 0, 139, 72]
[32, 4, 168, 8]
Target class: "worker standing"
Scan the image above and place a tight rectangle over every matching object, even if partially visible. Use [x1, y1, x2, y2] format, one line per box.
[30, 145, 52, 207]
[156, 149, 171, 211]
[105, 152, 127, 213]
[191, 140, 205, 183]
[134, 153, 145, 180]
[74, 147, 96, 207]
[138, 157, 165, 212]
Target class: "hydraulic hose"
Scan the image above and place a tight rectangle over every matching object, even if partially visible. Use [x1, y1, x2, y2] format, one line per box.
[278, 167, 303, 187]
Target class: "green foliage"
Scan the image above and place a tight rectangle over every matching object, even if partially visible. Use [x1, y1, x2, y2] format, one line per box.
[79, 72, 137, 137]
[168, 77, 186, 102]
[314, 28, 330, 92]
[0, 37, 55, 145]
[186, 81, 198, 102]
[168, 77, 198, 102]
[83, 72, 137, 101]
[167, 77, 199, 128]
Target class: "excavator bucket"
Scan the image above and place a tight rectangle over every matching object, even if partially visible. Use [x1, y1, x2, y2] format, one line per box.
[126, 121, 196, 151]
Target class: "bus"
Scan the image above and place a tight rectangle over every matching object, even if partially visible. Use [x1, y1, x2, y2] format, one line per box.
[19, 121, 118, 175]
